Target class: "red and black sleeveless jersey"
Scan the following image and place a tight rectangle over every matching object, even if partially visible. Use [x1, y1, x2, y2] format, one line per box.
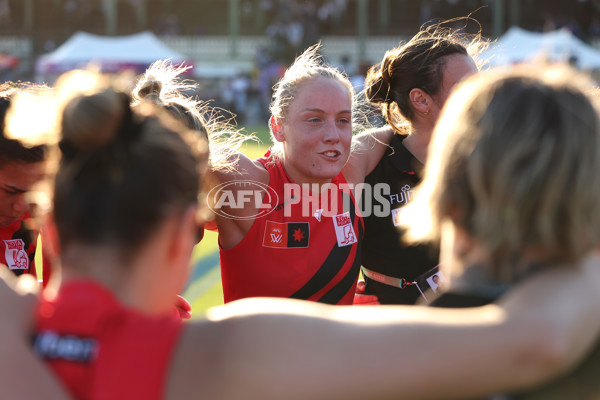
[34, 281, 182, 400]
[220, 157, 363, 305]
[0, 211, 37, 278]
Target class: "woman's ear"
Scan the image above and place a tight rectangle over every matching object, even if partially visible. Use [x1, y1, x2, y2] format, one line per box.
[168, 206, 199, 262]
[270, 115, 285, 142]
[409, 88, 431, 116]
[166, 206, 199, 294]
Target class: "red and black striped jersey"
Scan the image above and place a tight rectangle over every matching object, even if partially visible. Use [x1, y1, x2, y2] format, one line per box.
[220, 156, 363, 305]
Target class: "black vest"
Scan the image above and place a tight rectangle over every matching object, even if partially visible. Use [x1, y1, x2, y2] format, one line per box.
[361, 134, 439, 304]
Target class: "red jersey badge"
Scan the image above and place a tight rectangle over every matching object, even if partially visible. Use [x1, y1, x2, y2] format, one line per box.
[263, 221, 309, 248]
[3, 239, 29, 270]
[333, 212, 357, 247]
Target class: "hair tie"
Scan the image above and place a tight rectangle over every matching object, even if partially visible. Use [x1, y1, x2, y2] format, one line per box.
[138, 80, 162, 101]
[384, 80, 393, 103]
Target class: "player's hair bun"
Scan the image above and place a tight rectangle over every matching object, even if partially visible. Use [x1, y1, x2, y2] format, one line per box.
[60, 90, 136, 158]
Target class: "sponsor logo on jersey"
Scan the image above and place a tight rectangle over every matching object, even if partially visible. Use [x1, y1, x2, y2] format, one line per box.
[332, 212, 357, 247]
[263, 221, 309, 248]
[33, 330, 98, 363]
[313, 209, 323, 222]
[3, 239, 29, 270]
[388, 184, 417, 206]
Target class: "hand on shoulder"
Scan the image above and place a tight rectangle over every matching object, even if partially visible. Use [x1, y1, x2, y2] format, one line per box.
[0, 268, 39, 334]
[497, 252, 600, 383]
[344, 125, 395, 184]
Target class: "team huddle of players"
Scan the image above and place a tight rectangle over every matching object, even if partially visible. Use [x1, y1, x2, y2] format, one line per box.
[1, 21, 599, 400]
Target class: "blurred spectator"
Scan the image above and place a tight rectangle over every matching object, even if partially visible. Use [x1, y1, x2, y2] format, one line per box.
[156, 13, 181, 37]
[0, 0, 9, 27]
[350, 62, 371, 95]
[230, 73, 251, 122]
[0, 53, 19, 82]
[318, 0, 348, 35]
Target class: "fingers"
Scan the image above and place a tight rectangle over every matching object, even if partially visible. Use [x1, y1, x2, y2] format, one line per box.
[176, 295, 192, 312]
[355, 280, 366, 294]
[353, 293, 381, 306]
[175, 295, 192, 320]
[354, 281, 380, 305]
[178, 309, 192, 320]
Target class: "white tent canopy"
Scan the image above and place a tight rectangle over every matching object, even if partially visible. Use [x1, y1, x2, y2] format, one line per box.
[481, 26, 600, 70]
[35, 31, 191, 76]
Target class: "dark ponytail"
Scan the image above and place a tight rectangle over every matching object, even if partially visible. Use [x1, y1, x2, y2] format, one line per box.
[364, 21, 484, 133]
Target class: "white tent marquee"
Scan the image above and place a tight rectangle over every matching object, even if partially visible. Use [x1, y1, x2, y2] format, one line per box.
[35, 31, 191, 77]
[481, 26, 600, 70]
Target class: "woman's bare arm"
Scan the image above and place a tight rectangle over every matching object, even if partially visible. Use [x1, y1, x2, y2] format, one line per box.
[168, 253, 600, 400]
[497, 252, 600, 373]
[0, 271, 71, 400]
[343, 125, 394, 185]
[205, 150, 270, 248]
[2, 253, 597, 400]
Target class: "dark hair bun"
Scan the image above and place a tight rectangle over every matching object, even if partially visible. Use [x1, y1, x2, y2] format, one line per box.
[61, 90, 127, 153]
[364, 63, 391, 104]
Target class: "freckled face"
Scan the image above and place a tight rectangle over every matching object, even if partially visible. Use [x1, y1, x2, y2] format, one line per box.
[279, 76, 353, 185]
[0, 161, 45, 227]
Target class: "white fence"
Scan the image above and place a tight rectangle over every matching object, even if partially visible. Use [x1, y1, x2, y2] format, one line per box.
[162, 35, 409, 76]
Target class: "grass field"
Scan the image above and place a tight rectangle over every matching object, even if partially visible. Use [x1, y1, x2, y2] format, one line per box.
[183, 125, 271, 317]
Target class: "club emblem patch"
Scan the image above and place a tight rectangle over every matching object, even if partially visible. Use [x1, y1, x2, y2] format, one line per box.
[263, 221, 310, 248]
[3, 239, 29, 270]
[333, 212, 357, 247]
[391, 207, 402, 227]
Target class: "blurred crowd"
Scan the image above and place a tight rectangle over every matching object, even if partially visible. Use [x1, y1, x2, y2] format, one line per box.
[2, 0, 600, 129]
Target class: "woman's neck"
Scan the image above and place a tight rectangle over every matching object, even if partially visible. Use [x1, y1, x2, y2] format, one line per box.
[60, 245, 127, 288]
[402, 124, 433, 164]
[58, 245, 157, 315]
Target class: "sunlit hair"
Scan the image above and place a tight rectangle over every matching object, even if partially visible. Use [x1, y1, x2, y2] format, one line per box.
[0, 82, 51, 168]
[52, 70, 208, 263]
[133, 59, 253, 172]
[132, 60, 208, 136]
[403, 65, 600, 281]
[364, 19, 489, 134]
[269, 43, 365, 161]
